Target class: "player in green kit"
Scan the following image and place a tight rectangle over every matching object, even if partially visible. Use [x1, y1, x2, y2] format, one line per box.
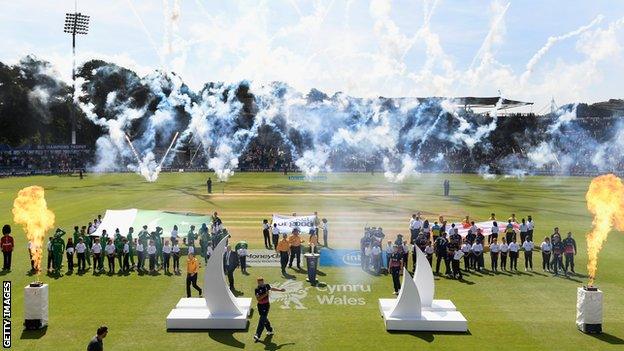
[186, 225, 197, 254]
[51, 228, 66, 273]
[154, 227, 164, 268]
[114, 229, 124, 269]
[138, 226, 149, 269]
[73, 226, 80, 249]
[127, 227, 135, 269]
[199, 223, 209, 263]
[100, 230, 109, 272]
[80, 227, 92, 268]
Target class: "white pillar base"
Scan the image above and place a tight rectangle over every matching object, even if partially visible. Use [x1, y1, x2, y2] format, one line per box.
[167, 297, 252, 330]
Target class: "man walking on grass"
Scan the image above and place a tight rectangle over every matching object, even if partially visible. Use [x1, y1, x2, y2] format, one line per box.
[253, 277, 286, 343]
[87, 325, 108, 351]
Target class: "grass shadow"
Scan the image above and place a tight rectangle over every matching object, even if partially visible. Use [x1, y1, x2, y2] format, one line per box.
[259, 334, 296, 350]
[388, 329, 472, 342]
[207, 329, 248, 349]
[589, 332, 624, 345]
[21, 326, 48, 339]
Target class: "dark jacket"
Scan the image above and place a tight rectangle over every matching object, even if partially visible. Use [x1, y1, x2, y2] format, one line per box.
[223, 250, 239, 272]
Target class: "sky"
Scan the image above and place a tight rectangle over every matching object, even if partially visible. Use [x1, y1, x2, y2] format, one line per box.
[1, 0, 624, 111]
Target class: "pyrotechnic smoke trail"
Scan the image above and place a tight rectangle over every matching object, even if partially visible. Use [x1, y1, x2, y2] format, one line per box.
[468, 1, 510, 74]
[12, 186, 55, 275]
[126, 0, 166, 66]
[520, 15, 603, 85]
[585, 174, 624, 286]
[124, 133, 143, 165]
[157, 131, 179, 169]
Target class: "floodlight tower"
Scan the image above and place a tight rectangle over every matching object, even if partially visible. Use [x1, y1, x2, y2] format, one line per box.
[64, 10, 90, 145]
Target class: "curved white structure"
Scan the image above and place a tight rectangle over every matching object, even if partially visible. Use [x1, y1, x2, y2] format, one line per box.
[389, 268, 422, 319]
[414, 248, 435, 306]
[413, 248, 456, 311]
[379, 268, 468, 332]
[166, 236, 251, 330]
[203, 237, 243, 316]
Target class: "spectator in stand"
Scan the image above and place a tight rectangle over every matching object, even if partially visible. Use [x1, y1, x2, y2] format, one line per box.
[1, 225, 14, 271]
[540, 237, 552, 272]
[522, 237, 534, 272]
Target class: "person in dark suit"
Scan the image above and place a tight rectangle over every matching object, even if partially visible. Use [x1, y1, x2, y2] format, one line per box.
[223, 245, 239, 291]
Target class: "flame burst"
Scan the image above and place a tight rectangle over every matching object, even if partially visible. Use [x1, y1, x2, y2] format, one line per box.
[12, 186, 55, 273]
[585, 174, 624, 285]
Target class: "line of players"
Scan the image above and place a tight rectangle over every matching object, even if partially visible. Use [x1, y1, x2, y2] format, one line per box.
[361, 213, 578, 281]
[37, 212, 231, 275]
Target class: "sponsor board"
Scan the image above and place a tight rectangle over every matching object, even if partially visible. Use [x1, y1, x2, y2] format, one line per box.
[270, 280, 371, 308]
[319, 248, 362, 267]
[246, 250, 281, 267]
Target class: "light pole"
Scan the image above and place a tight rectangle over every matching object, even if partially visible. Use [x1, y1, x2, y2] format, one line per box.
[64, 11, 89, 145]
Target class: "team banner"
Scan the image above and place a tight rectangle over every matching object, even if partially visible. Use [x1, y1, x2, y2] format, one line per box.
[272, 214, 317, 234]
[246, 249, 281, 267]
[93, 209, 212, 238]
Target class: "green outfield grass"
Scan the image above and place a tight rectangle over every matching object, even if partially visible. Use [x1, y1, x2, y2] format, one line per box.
[0, 172, 622, 351]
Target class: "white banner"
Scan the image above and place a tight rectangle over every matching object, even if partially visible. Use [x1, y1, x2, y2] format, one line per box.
[246, 249, 281, 267]
[272, 214, 317, 234]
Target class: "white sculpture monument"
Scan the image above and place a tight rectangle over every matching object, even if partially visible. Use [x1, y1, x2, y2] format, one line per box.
[412, 248, 457, 311]
[166, 237, 251, 330]
[379, 266, 468, 331]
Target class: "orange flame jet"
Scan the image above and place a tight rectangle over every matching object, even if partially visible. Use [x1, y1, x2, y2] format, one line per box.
[585, 174, 624, 286]
[12, 186, 55, 274]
